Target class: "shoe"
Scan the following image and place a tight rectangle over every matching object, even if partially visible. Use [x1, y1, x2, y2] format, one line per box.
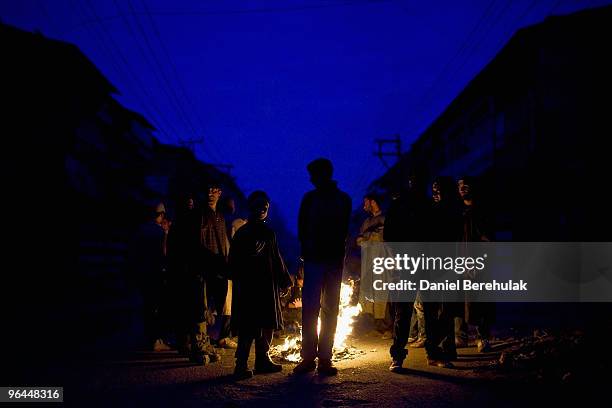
[407, 337, 417, 344]
[477, 339, 491, 353]
[152, 339, 173, 352]
[190, 350, 221, 365]
[255, 357, 283, 374]
[455, 337, 469, 348]
[208, 351, 221, 362]
[190, 353, 210, 365]
[218, 337, 238, 349]
[389, 359, 404, 373]
[234, 365, 254, 380]
[317, 359, 338, 376]
[441, 351, 458, 361]
[382, 330, 393, 340]
[428, 359, 454, 368]
[408, 338, 426, 348]
[293, 359, 317, 374]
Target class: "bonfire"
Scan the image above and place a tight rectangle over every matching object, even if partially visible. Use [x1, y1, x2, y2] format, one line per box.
[270, 280, 363, 362]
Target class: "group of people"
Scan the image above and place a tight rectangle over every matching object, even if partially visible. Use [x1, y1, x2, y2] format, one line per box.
[357, 174, 494, 371]
[130, 156, 493, 379]
[129, 157, 351, 378]
[130, 184, 238, 365]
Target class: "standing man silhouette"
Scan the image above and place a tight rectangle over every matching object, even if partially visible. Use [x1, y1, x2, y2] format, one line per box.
[294, 158, 352, 376]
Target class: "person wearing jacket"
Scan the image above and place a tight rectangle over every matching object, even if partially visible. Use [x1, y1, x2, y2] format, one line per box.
[456, 176, 495, 353]
[167, 193, 220, 365]
[293, 158, 352, 376]
[383, 176, 444, 372]
[129, 202, 172, 352]
[230, 191, 292, 380]
[201, 183, 236, 350]
[357, 193, 391, 338]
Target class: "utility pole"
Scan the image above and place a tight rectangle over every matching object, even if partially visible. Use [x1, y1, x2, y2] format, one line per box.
[178, 137, 203, 153]
[208, 163, 234, 176]
[178, 137, 234, 175]
[374, 134, 402, 168]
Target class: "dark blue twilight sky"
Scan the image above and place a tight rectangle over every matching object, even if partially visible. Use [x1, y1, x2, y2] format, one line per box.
[2, 0, 609, 234]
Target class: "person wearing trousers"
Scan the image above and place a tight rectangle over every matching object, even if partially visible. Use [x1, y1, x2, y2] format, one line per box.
[293, 158, 352, 376]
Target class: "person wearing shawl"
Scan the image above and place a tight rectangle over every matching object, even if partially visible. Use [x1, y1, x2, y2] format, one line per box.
[230, 191, 292, 379]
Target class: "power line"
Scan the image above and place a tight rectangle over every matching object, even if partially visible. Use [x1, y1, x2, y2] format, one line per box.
[146, 0, 392, 16]
[486, 0, 563, 60]
[444, 0, 542, 97]
[409, 0, 560, 148]
[418, 0, 515, 121]
[452, 0, 526, 72]
[35, 0, 60, 36]
[70, 0, 161, 132]
[73, 0, 178, 141]
[415, 0, 499, 117]
[62, 0, 392, 34]
[122, 0, 201, 145]
[137, 0, 226, 164]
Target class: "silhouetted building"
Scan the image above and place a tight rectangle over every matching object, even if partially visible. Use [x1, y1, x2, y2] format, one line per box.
[1, 23, 251, 362]
[372, 6, 612, 241]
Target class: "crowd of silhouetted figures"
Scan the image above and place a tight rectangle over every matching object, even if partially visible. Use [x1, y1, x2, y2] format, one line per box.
[128, 158, 512, 378]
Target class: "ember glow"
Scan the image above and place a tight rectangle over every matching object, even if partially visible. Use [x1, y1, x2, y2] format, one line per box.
[271, 281, 363, 362]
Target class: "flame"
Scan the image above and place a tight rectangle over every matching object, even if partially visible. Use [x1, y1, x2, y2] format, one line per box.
[276, 336, 302, 362]
[271, 281, 362, 362]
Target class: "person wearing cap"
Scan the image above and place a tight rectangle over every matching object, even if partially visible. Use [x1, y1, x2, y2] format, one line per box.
[229, 191, 292, 379]
[293, 158, 352, 376]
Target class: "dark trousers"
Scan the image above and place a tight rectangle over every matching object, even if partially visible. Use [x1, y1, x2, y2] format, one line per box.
[438, 304, 458, 357]
[424, 302, 456, 360]
[301, 260, 343, 361]
[389, 301, 413, 361]
[235, 328, 273, 365]
[142, 271, 168, 344]
[455, 302, 493, 341]
[390, 297, 455, 361]
[171, 268, 214, 356]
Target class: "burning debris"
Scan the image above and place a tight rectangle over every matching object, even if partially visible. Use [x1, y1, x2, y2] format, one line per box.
[270, 281, 364, 362]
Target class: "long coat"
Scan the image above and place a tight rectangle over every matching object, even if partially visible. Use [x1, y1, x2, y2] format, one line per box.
[229, 220, 291, 334]
[167, 208, 206, 325]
